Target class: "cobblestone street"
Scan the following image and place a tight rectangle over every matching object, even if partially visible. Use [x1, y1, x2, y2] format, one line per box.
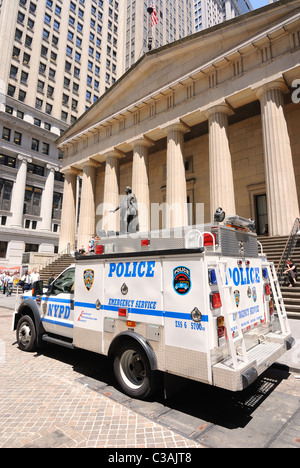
[0, 307, 201, 449]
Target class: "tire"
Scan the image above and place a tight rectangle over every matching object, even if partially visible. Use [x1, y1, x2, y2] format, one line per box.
[113, 339, 157, 399]
[16, 315, 37, 352]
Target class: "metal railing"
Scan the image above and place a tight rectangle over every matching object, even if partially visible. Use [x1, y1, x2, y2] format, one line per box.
[37, 243, 75, 273]
[276, 218, 300, 285]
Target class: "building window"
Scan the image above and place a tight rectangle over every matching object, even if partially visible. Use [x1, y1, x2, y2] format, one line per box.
[10, 65, 18, 78]
[61, 111, 68, 122]
[42, 142, 49, 155]
[0, 242, 8, 258]
[14, 132, 22, 145]
[35, 98, 43, 110]
[23, 52, 30, 65]
[31, 138, 39, 151]
[0, 179, 13, 211]
[18, 90, 26, 102]
[25, 243, 39, 252]
[2, 128, 11, 141]
[0, 154, 16, 167]
[5, 105, 13, 115]
[52, 192, 63, 220]
[45, 103, 52, 114]
[7, 85, 16, 97]
[24, 186, 42, 216]
[27, 163, 45, 176]
[21, 71, 28, 83]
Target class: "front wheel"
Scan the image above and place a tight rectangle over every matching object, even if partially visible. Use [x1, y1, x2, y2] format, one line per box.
[113, 339, 158, 399]
[16, 315, 37, 352]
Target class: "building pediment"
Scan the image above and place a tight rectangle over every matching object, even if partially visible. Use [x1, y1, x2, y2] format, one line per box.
[57, 0, 300, 165]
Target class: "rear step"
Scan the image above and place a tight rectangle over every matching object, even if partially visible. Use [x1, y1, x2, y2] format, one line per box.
[42, 334, 74, 349]
[212, 334, 293, 391]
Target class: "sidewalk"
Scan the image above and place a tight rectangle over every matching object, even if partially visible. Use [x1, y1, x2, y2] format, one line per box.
[1, 292, 299, 372]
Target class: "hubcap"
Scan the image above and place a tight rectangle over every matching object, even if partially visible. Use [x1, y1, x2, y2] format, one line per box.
[120, 350, 146, 389]
[19, 323, 31, 345]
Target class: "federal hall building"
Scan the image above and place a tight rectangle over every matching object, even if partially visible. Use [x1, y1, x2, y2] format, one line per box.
[57, 0, 300, 252]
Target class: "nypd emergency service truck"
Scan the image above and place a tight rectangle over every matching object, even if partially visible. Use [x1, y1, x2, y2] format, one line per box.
[13, 215, 294, 399]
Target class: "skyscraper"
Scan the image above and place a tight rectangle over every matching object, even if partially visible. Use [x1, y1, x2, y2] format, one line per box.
[121, 1, 194, 72]
[0, 0, 195, 269]
[194, 0, 253, 32]
[0, 0, 121, 269]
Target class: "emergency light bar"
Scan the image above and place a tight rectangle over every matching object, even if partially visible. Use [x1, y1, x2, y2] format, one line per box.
[225, 215, 256, 231]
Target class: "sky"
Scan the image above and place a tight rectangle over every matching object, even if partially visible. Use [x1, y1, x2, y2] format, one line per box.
[251, 0, 270, 9]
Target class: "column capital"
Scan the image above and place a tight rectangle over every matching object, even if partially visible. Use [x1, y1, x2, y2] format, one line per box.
[60, 166, 81, 176]
[102, 148, 125, 160]
[82, 159, 100, 170]
[17, 153, 32, 164]
[160, 119, 190, 136]
[204, 101, 234, 119]
[46, 163, 59, 172]
[253, 77, 289, 100]
[127, 135, 154, 149]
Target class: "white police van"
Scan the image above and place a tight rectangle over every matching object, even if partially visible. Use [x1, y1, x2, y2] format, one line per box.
[13, 214, 294, 399]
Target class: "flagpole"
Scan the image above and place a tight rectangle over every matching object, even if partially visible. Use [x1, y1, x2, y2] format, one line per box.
[147, 6, 153, 51]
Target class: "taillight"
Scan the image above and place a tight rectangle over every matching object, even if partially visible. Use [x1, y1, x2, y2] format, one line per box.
[269, 299, 274, 316]
[203, 232, 216, 246]
[265, 284, 270, 296]
[210, 292, 222, 309]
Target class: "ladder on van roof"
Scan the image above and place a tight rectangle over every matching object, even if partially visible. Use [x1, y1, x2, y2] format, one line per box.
[265, 261, 290, 335]
[214, 261, 248, 370]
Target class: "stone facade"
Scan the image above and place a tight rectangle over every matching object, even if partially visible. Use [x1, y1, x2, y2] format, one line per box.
[57, 0, 300, 251]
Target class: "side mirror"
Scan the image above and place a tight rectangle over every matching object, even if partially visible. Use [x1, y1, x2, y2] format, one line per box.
[32, 280, 43, 297]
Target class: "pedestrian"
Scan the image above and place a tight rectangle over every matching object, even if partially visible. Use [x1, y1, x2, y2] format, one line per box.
[284, 258, 298, 287]
[48, 273, 56, 285]
[2, 271, 9, 295]
[79, 245, 86, 255]
[262, 224, 268, 236]
[90, 236, 95, 253]
[31, 268, 40, 284]
[6, 273, 14, 296]
[21, 270, 32, 292]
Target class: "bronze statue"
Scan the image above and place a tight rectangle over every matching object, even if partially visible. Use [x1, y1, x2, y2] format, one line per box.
[110, 186, 138, 233]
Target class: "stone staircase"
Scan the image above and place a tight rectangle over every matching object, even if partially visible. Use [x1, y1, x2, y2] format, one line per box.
[258, 235, 300, 319]
[38, 254, 74, 285]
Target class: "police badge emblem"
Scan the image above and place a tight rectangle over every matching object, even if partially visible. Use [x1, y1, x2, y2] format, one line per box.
[252, 286, 257, 302]
[234, 290, 240, 308]
[173, 266, 191, 295]
[84, 269, 94, 291]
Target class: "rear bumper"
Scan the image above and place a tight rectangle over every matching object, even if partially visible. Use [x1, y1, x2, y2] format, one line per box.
[212, 333, 294, 391]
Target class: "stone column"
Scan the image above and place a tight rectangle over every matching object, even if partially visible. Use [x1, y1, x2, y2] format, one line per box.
[130, 137, 153, 233]
[58, 167, 78, 252]
[77, 160, 98, 249]
[205, 103, 236, 221]
[40, 164, 58, 231]
[10, 154, 32, 228]
[255, 80, 299, 236]
[102, 150, 122, 232]
[165, 122, 189, 229]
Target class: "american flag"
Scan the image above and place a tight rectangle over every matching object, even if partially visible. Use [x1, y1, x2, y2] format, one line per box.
[151, 4, 158, 27]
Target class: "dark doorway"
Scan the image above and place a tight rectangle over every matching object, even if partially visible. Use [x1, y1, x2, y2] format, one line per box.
[255, 194, 268, 235]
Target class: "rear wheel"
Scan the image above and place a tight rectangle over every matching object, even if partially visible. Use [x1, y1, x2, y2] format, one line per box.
[16, 315, 37, 352]
[113, 339, 157, 399]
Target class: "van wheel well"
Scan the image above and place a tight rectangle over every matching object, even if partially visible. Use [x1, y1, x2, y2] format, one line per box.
[109, 334, 158, 399]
